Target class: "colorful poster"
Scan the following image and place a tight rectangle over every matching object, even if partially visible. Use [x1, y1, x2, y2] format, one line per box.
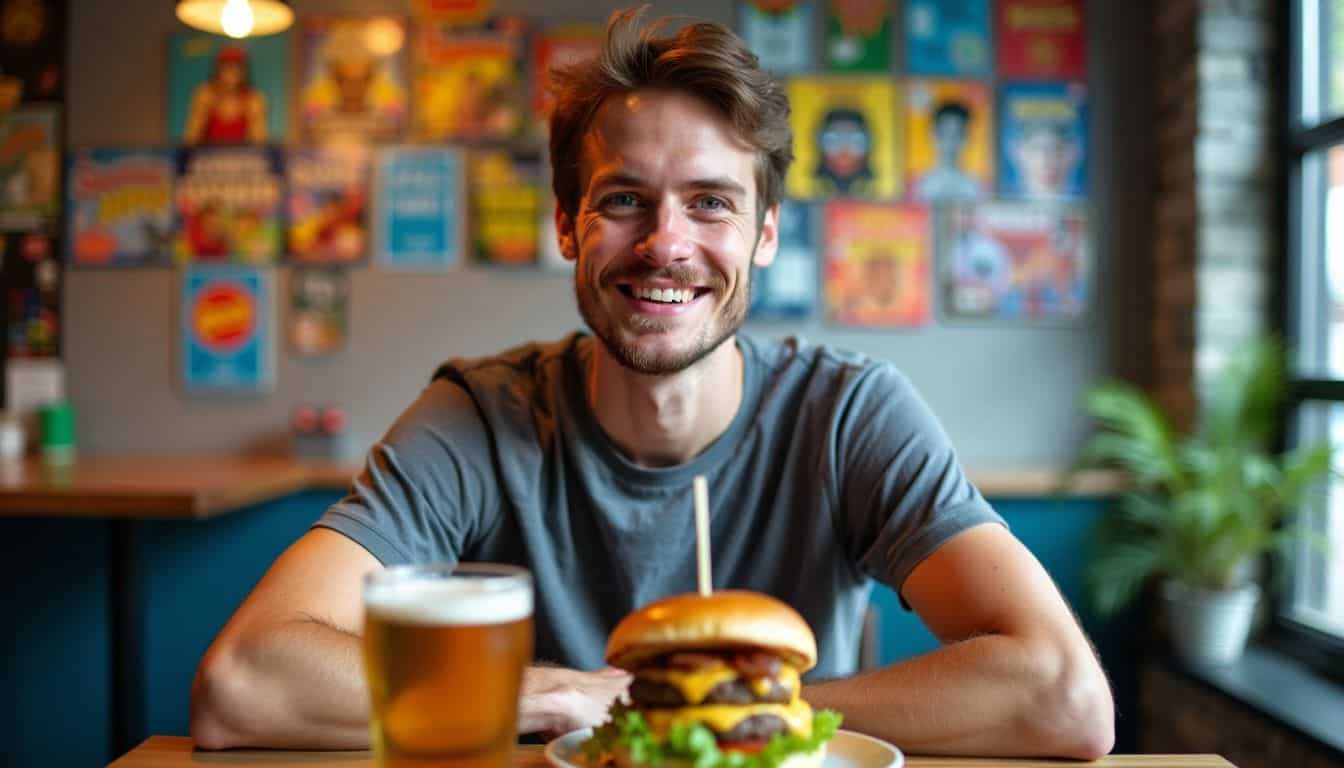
[750, 200, 818, 321]
[824, 0, 890, 72]
[998, 82, 1088, 201]
[299, 16, 409, 144]
[996, 0, 1086, 79]
[0, 0, 66, 104]
[2, 232, 60, 358]
[905, 0, 990, 76]
[180, 265, 275, 394]
[531, 22, 603, 125]
[0, 105, 59, 230]
[906, 79, 993, 204]
[823, 201, 930, 327]
[939, 203, 1089, 321]
[286, 146, 368, 265]
[470, 149, 542, 266]
[786, 77, 899, 200]
[173, 146, 285, 264]
[65, 148, 174, 267]
[738, 1, 816, 75]
[412, 16, 526, 141]
[374, 146, 464, 271]
[167, 31, 289, 145]
[288, 266, 348, 357]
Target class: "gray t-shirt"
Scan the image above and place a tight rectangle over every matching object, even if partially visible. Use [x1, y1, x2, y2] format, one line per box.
[316, 333, 1003, 679]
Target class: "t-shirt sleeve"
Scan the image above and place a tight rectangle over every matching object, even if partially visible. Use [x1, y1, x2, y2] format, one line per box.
[313, 378, 500, 566]
[835, 362, 1006, 601]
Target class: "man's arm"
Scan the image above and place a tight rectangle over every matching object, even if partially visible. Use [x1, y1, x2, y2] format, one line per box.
[191, 528, 630, 749]
[190, 527, 381, 749]
[804, 523, 1115, 760]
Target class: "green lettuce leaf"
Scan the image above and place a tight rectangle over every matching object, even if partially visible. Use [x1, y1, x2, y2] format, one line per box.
[579, 705, 842, 768]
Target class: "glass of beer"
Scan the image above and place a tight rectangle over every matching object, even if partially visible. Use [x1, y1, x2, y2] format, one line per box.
[363, 563, 534, 768]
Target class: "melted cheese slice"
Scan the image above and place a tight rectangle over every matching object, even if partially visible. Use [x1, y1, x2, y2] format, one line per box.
[643, 698, 814, 740]
[638, 664, 802, 707]
[637, 664, 740, 705]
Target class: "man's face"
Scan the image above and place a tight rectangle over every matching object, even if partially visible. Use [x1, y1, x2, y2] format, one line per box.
[558, 89, 778, 375]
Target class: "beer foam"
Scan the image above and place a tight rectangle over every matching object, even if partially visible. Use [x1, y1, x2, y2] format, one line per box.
[365, 578, 533, 625]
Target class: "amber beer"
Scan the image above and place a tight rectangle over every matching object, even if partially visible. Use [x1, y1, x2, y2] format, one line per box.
[364, 564, 534, 768]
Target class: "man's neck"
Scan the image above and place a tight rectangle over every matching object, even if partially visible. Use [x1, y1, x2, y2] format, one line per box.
[586, 337, 745, 468]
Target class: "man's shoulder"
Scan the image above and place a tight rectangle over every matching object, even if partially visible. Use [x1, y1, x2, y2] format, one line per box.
[741, 333, 905, 391]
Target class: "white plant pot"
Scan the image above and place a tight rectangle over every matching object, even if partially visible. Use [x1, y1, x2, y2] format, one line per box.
[1161, 579, 1261, 666]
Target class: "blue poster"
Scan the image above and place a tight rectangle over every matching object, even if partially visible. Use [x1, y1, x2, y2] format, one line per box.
[738, 1, 816, 74]
[167, 31, 290, 144]
[997, 82, 1088, 201]
[750, 200, 818, 321]
[374, 147, 464, 271]
[905, 0, 991, 76]
[66, 148, 174, 267]
[180, 265, 275, 394]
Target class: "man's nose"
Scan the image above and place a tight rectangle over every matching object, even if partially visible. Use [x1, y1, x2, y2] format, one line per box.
[634, 203, 694, 265]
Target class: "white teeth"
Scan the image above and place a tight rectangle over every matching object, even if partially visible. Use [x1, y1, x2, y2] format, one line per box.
[635, 286, 694, 304]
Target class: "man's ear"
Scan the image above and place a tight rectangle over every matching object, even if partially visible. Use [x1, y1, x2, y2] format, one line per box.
[752, 203, 780, 268]
[554, 201, 578, 262]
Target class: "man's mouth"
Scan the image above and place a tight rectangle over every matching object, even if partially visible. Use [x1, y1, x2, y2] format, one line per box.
[616, 283, 712, 305]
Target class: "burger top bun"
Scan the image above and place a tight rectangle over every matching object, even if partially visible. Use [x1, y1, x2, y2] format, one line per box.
[605, 590, 818, 672]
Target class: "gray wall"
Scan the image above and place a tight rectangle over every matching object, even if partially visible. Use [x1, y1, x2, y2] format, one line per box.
[64, 0, 1153, 466]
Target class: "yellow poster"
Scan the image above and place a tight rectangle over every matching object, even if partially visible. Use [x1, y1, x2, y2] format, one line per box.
[786, 76, 900, 200]
[906, 78, 993, 203]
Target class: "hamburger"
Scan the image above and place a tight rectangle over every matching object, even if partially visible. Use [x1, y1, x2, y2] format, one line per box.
[581, 590, 841, 768]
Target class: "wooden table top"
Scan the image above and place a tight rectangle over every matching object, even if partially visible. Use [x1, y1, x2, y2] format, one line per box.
[0, 456, 357, 520]
[0, 452, 1121, 522]
[108, 737, 1234, 768]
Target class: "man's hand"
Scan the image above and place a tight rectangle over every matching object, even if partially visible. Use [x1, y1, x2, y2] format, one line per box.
[519, 666, 632, 741]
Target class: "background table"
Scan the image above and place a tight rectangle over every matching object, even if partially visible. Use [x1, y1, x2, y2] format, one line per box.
[109, 737, 1236, 768]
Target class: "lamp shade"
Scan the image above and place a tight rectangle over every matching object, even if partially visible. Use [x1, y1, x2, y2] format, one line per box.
[176, 0, 293, 38]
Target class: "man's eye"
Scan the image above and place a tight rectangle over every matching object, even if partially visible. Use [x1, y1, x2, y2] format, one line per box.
[603, 193, 641, 209]
[694, 197, 729, 212]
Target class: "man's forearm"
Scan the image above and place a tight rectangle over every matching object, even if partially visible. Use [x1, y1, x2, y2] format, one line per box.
[192, 617, 372, 749]
[803, 634, 1113, 759]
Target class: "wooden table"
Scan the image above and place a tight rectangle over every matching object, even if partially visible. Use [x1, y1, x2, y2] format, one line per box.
[110, 738, 1235, 768]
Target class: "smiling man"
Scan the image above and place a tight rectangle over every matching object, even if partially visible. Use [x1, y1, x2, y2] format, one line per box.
[190, 8, 1114, 760]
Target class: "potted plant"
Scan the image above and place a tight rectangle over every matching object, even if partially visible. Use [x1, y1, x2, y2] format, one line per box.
[1071, 336, 1332, 666]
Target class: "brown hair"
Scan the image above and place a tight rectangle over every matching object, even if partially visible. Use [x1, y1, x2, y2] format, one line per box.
[547, 7, 793, 226]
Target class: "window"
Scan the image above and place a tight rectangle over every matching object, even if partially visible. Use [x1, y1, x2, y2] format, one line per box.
[1285, 1, 1344, 651]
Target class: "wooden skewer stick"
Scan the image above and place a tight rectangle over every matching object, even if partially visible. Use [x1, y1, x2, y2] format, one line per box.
[693, 475, 712, 597]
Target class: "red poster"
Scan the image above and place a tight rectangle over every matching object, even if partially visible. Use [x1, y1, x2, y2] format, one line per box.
[996, 0, 1086, 79]
[823, 201, 931, 327]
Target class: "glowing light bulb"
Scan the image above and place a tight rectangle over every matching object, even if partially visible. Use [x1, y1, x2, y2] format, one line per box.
[220, 0, 255, 38]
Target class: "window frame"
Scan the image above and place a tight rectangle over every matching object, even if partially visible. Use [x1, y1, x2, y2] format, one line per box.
[1277, 0, 1344, 674]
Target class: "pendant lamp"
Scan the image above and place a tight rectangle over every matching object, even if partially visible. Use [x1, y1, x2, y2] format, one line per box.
[176, 0, 293, 39]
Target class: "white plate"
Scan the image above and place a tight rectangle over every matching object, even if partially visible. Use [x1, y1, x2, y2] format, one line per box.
[544, 727, 903, 768]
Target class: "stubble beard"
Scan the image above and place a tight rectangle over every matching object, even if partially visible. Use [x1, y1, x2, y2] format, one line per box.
[575, 264, 752, 376]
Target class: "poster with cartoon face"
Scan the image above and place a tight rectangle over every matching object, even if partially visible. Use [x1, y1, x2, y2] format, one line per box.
[299, 15, 408, 144]
[787, 77, 900, 200]
[168, 31, 289, 145]
[998, 81, 1087, 201]
[823, 201, 931, 327]
[906, 78, 993, 204]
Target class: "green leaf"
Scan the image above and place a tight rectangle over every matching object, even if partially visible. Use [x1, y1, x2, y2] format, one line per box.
[580, 707, 843, 768]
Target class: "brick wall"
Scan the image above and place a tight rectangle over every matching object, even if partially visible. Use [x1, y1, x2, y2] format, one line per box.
[1151, 0, 1280, 430]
